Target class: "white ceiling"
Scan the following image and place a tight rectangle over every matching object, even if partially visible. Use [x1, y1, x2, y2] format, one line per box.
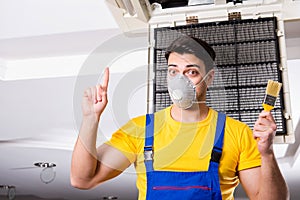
[0, 0, 121, 61]
[0, 0, 300, 200]
[0, 0, 118, 39]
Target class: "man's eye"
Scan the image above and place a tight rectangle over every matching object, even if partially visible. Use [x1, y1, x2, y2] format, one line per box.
[186, 70, 199, 76]
[168, 69, 178, 76]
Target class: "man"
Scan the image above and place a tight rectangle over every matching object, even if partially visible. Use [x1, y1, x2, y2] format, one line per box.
[71, 35, 289, 199]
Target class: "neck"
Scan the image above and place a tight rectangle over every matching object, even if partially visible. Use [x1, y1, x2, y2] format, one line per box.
[170, 103, 209, 123]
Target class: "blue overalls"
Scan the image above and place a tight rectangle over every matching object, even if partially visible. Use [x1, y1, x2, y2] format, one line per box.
[143, 112, 226, 200]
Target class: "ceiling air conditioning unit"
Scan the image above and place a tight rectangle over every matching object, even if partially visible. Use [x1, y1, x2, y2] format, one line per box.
[105, 0, 153, 34]
[105, 0, 220, 33]
[105, 0, 268, 33]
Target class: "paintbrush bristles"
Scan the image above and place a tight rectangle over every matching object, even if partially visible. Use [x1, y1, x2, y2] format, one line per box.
[265, 80, 282, 97]
[262, 80, 282, 111]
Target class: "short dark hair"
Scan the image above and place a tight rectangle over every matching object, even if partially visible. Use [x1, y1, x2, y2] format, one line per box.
[165, 35, 216, 72]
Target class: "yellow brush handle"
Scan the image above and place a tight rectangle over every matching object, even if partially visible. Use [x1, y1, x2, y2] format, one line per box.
[262, 104, 274, 112]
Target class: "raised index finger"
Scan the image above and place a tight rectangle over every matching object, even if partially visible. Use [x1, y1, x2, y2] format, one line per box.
[102, 67, 110, 89]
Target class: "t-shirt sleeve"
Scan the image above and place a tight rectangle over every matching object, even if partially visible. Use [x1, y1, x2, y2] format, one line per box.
[105, 116, 146, 164]
[237, 125, 261, 171]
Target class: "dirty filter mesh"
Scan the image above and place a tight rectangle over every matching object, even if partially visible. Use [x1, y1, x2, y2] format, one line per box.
[153, 17, 286, 135]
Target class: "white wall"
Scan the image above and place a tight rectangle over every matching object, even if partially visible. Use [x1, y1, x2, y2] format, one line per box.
[287, 59, 300, 124]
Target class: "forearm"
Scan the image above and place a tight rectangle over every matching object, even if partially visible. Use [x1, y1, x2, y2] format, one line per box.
[258, 150, 289, 200]
[71, 116, 100, 187]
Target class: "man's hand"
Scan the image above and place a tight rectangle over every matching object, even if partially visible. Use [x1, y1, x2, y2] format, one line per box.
[253, 111, 277, 156]
[82, 67, 110, 121]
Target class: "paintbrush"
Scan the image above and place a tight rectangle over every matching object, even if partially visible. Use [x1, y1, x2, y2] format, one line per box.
[262, 80, 282, 111]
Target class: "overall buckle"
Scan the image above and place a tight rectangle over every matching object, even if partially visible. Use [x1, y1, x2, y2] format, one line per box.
[144, 146, 153, 161]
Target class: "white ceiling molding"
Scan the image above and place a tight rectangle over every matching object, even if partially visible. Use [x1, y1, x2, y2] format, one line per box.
[0, 58, 7, 80]
[4, 55, 87, 81]
[0, 129, 77, 151]
[0, 29, 121, 60]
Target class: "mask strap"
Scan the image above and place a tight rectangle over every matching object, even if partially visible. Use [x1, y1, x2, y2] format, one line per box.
[192, 70, 213, 104]
[192, 100, 206, 104]
[193, 70, 212, 88]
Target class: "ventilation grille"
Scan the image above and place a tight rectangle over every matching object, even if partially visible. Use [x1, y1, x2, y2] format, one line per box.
[153, 17, 286, 135]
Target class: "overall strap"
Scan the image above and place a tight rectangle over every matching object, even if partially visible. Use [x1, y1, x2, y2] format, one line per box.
[210, 112, 226, 163]
[144, 113, 154, 172]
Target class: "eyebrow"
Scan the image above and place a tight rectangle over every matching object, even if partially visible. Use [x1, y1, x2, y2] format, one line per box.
[168, 64, 201, 68]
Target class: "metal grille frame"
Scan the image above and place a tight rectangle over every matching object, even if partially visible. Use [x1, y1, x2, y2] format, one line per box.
[152, 17, 286, 135]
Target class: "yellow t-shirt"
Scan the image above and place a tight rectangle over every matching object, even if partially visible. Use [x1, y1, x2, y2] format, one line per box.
[106, 107, 261, 200]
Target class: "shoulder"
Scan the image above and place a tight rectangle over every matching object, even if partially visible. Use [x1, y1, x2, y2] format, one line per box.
[116, 107, 169, 137]
[220, 113, 260, 167]
[154, 107, 170, 119]
[222, 113, 255, 151]
[211, 109, 251, 134]
[222, 113, 259, 159]
[129, 106, 170, 124]
[224, 114, 252, 135]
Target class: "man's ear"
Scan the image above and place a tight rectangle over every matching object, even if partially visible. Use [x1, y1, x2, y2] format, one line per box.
[205, 69, 215, 87]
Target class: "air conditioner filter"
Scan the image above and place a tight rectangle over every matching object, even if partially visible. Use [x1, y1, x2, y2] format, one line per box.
[153, 17, 286, 135]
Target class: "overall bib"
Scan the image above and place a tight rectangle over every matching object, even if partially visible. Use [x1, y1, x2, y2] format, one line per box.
[144, 112, 226, 200]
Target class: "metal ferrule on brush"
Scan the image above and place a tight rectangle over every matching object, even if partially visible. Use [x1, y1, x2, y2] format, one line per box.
[263, 94, 277, 107]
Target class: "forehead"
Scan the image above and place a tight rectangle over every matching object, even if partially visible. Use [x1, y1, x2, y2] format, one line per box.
[167, 52, 205, 68]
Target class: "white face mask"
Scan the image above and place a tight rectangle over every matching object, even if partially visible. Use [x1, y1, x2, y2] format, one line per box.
[167, 74, 208, 109]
